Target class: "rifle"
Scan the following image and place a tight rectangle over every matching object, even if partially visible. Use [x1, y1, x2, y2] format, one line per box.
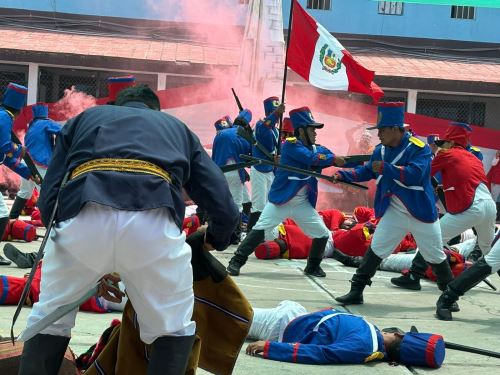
[240, 154, 368, 190]
[343, 154, 372, 164]
[10, 131, 44, 183]
[411, 326, 500, 360]
[231, 88, 244, 112]
[220, 160, 259, 173]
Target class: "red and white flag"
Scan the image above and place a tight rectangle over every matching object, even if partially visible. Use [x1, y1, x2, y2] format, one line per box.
[287, 0, 384, 102]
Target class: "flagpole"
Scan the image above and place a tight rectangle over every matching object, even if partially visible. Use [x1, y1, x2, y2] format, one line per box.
[277, 0, 295, 155]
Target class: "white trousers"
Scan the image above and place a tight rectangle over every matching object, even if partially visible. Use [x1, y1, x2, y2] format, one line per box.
[250, 167, 274, 213]
[485, 236, 500, 273]
[0, 194, 8, 218]
[225, 170, 244, 212]
[26, 203, 195, 344]
[254, 190, 330, 240]
[17, 166, 46, 199]
[371, 202, 445, 264]
[440, 185, 497, 255]
[248, 300, 307, 342]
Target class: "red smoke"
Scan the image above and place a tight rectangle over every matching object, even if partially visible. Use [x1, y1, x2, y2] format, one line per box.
[52, 86, 97, 121]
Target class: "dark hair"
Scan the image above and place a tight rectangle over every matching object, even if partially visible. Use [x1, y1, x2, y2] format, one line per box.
[1, 104, 20, 115]
[115, 84, 160, 110]
[382, 327, 404, 362]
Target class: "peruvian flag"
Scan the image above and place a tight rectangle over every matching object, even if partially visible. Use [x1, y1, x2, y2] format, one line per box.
[287, 0, 384, 102]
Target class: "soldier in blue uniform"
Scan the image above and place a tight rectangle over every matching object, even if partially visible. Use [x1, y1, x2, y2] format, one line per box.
[334, 102, 454, 305]
[8, 103, 62, 221]
[18, 85, 239, 375]
[227, 107, 346, 277]
[248, 97, 285, 231]
[0, 83, 35, 266]
[246, 305, 445, 368]
[466, 143, 483, 161]
[212, 109, 252, 243]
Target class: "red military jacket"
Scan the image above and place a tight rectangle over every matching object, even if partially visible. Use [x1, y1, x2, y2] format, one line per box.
[431, 147, 488, 214]
[332, 224, 372, 257]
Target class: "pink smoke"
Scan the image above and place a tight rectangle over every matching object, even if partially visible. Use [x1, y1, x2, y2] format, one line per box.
[52, 86, 97, 121]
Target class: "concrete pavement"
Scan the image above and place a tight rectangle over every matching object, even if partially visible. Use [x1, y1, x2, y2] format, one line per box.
[1, 227, 499, 374]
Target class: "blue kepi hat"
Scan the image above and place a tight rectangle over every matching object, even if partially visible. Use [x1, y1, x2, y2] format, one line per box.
[289, 107, 324, 130]
[399, 332, 445, 368]
[2, 83, 28, 111]
[367, 102, 405, 130]
[32, 103, 49, 119]
[263, 96, 280, 116]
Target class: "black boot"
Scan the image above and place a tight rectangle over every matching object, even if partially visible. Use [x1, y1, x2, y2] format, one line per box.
[246, 211, 261, 232]
[0, 217, 10, 266]
[331, 249, 362, 268]
[147, 334, 195, 375]
[9, 196, 28, 219]
[230, 215, 243, 245]
[18, 334, 70, 375]
[436, 258, 492, 321]
[304, 237, 329, 277]
[227, 229, 265, 276]
[391, 251, 427, 290]
[466, 241, 483, 263]
[430, 259, 454, 292]
[335, 248, 382, 305]
[4, 243, 37, 268]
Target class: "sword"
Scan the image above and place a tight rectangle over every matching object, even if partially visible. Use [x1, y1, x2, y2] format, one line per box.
[17, 284, 99, 342]
[10, 171, 70, 344]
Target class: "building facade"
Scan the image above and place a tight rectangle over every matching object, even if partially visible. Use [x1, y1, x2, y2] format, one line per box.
[0, 0, 499, 129]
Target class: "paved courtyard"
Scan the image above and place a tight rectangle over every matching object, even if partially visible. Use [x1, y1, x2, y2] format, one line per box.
[0, 219, 499, 374]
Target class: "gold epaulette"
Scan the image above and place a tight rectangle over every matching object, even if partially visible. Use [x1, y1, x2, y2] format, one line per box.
[470, 146, 481, 152]
[409, 136, 425, 147]
[286, 137, 297, 143]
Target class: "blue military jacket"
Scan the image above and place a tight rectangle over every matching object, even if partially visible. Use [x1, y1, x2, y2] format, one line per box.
[25, 117, 62, 168]
[338, 132, 437, 223]
[211, 126, 251, 182]
[268, 138, 335, 208]
[263, 309, 386, 365]
[39, 102, 239, 250]
[253, 113, 279, 173]
[0, 107, 31, 179]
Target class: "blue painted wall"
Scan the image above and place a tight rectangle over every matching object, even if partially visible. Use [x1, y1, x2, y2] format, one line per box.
[2, 0, 500, 43]
[285, 0, 500, 43]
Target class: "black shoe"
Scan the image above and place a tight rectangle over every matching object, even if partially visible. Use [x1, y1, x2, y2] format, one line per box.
[391, 272, 422, 290]
[436, 293, 455, 321]
[19, 334, 70, 375]
[4, 243, 36, 268]
[0, 255, 11, 266]
[304, 264, 326, 277]
[467, 247, 482, 263]
[227, 261, 242, 276]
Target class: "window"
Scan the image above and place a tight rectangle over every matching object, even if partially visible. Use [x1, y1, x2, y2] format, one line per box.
[451, 6, 475, 20]
[307, 0, 331, 11]
[378, 1, 404, 16]
[416, 94, 485, 127]
[37, 67, 157, 103]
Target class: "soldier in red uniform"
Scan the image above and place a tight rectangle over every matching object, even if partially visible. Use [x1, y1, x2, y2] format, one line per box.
[391, 122, 497, 291]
